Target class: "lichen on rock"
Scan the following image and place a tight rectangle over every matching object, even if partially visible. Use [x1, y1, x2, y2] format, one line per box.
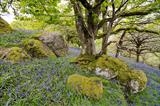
[95, 67, 118, 80]
[1, 47, 30, 63]
[21, 39, 55, 58]
[67, 74, 103, 99]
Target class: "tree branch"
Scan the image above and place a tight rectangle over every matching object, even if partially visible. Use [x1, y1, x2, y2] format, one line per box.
[115, 0, 129, 14]
[112, 27, 160, 35]
[93, 0, 105, 10]
[97, 18, 112, 30]
[78, 0, 92, 10]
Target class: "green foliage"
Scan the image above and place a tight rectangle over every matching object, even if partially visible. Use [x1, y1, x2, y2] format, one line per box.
[16, 0, 74, 26]
[21, 39, 55, 58]
[11, 20, 46, 30]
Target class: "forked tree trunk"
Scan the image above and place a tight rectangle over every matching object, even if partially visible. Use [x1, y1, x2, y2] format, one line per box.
[71, 1, 97, 56]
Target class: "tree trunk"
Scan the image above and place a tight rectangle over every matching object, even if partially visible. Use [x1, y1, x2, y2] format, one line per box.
[101, 35, 109, 54]
[71, 1, 86, 54]
[115, 31, 126, 57]
[85, 36, 96, 55]
[136, 53, 140, 62]
[85, 9, 97, 55]
[115, 49, 120, 58]
[136, 47, 141, 62]
[129, 50, 131, 58]
[100, 20, 113, 55]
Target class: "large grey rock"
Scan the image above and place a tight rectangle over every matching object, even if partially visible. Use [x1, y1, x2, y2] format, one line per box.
[39, 32, 68, 57]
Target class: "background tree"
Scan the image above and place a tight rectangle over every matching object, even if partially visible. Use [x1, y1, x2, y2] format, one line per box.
[119, 31, 160, 62]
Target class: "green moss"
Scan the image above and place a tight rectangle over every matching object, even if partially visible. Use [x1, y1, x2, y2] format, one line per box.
[21, 39, 55, 58]
[75, 55, 147, 92]
[4, 47, 30, 63]
[29, 32, 42, 39]
[93, 56, 147, 90]
[129, 70, 147, 90]
[0, 77, 2, 86]
[0, 17, 12, 34]
[67, 74, 103, 99]
[73, 54, 96, 69]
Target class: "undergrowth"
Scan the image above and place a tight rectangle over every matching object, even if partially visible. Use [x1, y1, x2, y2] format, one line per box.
[0, 57, 127, 106]
[0, 30, 35, 47]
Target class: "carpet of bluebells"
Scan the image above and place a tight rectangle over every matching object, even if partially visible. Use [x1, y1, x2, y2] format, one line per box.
[0, 57, 128, 106]
[0, 48, 160, 106]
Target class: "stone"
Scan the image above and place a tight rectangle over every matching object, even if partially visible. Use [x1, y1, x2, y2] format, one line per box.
[1, 47, 30, 63]
[0, 17, 12, 34]
[21, 39, 55, 58]
[129, 80, 139, 93]
[67, 74, 103, 99]
[95, 67, 117, 80]
[39, 32, 68, 57]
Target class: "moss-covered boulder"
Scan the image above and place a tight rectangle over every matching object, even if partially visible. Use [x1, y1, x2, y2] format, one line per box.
[21, 39, 55, 58]
[0, 17, 12, 34]
[1, 47, 30, 63]
[74, 55, 147, 93]
[67, 74, 103, 99]
[128, 70, 147, 93]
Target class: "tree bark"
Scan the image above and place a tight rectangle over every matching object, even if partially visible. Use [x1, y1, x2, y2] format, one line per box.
[115, 31, 126, 57]
[136, 53, 140, 62]
[100, 21, 113, 55]
[72, 1, 86, 54]
[85, 36, 96, 55]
